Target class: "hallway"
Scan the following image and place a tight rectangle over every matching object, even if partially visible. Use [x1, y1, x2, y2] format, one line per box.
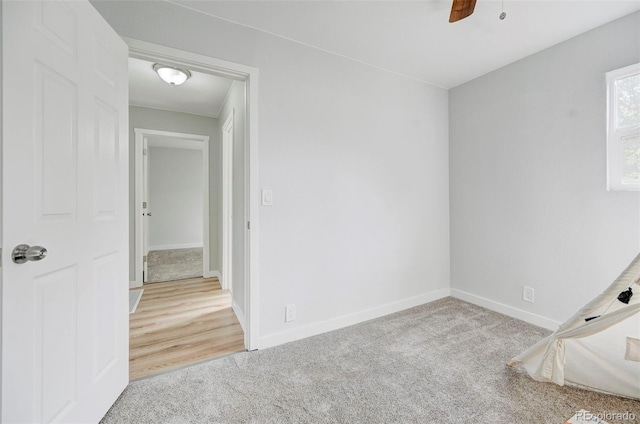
[129, 277, 245, 380]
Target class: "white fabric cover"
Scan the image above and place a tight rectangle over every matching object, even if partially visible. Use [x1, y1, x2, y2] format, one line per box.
[509, 253, 640, 399]
[626, 337, 640, 362]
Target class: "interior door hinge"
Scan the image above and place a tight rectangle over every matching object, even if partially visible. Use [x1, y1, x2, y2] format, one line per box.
[143, 148, 147, 155]
[247, 221, 251, 230]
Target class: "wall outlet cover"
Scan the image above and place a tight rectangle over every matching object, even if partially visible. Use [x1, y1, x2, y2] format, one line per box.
[523, 286, 535, 303]
[285, 304, 296, 322]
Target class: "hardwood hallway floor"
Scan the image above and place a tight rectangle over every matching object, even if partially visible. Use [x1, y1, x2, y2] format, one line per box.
[129, 277, 245, 380]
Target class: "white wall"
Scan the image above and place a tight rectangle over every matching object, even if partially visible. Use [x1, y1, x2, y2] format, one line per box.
[148, 146, 203, 250]
[0, 2, 4, 409]
[450, 12, 640, 327]
[94, 1, 450, 347]
[128, 106, 220, 280]
[218, 81, 247, 315]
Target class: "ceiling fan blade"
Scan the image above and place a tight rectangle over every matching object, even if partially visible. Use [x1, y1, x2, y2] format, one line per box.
[449, 0, 477, 23]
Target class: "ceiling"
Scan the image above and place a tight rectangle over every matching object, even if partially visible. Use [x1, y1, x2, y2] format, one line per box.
[129, 57, 234, 117]
[169, 0, 640, 89]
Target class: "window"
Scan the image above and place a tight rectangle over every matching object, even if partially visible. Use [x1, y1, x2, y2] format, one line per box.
[607, 63, 640, 191]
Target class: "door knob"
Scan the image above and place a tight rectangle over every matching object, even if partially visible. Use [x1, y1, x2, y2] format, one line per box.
[12, 244, 48, 264]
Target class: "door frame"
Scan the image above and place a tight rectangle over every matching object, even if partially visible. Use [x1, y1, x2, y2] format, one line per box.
[133, 129, 211, 286]
[126, 38, 260, 351]
[221, 109, 234, 292]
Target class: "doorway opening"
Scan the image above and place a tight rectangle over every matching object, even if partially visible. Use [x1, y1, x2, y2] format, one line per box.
[126, 39, 259, 379]
[134, 129, 210, 285]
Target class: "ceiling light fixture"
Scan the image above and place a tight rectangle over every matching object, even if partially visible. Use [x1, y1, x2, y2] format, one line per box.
[499, 0, 507, 20]
[152, 63, 191, 85]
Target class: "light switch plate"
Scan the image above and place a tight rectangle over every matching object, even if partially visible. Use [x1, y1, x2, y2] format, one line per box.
[262, 189, 273, 206]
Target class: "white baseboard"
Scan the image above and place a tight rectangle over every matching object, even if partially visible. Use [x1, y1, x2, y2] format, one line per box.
[232, 299, 246, 332]
[450, 288, 561, 331]
[148, 243, 203, 251]
[258, 287, 451, 350]
[205, 270, 220, 279]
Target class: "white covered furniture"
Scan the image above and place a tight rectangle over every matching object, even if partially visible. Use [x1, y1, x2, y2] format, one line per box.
[509, 253, 640, 399]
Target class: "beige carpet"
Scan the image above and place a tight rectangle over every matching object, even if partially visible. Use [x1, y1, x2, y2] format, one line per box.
[147, 248, 203, 283]
[102, 297, 640, 423]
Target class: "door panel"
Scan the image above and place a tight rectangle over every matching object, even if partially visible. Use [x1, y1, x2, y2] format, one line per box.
[35, 62, 78, 222]
[37, 1, 78, 56]
[35, 266, 78, 424]
[94, 100, 119, 219]
[2, 1, 129, 422]
[92, 252, 120, 379]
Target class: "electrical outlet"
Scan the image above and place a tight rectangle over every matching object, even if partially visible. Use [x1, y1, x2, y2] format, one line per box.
[285, 304, 296, 322]
[523, 286, 535, 303]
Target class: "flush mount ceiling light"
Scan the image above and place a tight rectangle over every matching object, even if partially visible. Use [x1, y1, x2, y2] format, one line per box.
[152, 63, 191, 85]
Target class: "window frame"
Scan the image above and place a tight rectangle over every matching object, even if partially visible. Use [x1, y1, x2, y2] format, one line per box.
[606, 62, 640, 191]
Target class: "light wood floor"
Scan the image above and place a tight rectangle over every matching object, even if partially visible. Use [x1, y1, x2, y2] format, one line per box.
[129, 277, 245, 380]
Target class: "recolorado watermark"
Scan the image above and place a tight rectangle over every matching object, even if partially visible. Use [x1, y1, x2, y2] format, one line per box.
[569, 410, 637, 423]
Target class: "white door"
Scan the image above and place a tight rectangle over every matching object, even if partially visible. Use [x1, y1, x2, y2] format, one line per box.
[222, 112, 234, 291]
[143, 137, 149, 283]
[2, 1, 129, 423]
